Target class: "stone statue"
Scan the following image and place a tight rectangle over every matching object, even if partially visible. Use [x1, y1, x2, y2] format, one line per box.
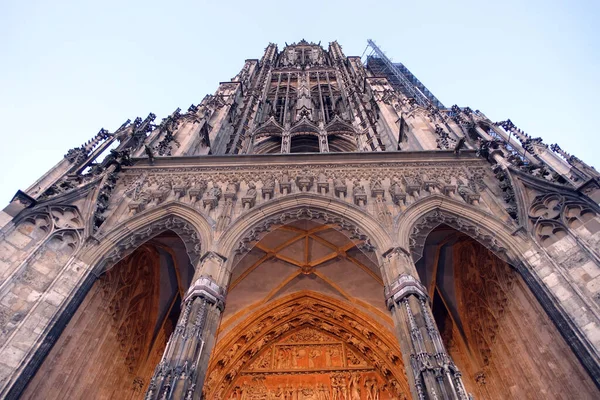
[245, 182, 257, 198]
[364, 378, 379, 400]
[349, 374, 361, 400]
[334, 176, 347, 198]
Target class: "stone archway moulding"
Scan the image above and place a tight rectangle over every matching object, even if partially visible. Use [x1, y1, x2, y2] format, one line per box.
[409, 209, 512, 264]
[396, 195, 527, 265]
[217, 193, 394, 261]
[203, 291, 409, 399]
[84, 202, 214, 274]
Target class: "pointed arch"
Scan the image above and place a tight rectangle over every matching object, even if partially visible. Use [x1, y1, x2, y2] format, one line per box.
[396, 195, 527, 264]
[289, 117, 320, 136]
[324, 115, 356, 135]
[327, 133, 358, 152]
[204, 291, 408, 399]
[12, 202, 211, 400]
[85, 201, 214, 273]
[217, 193, 393, 262]
[252, 136, 283, 154]
[401, 195, 600, 390]
[253, 117, 284, 139]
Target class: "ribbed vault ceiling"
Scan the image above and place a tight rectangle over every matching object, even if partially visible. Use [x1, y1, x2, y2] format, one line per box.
[221, 220, 389, 334]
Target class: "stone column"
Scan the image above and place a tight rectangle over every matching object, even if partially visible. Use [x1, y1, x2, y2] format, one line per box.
[382, 248, 468, 400]
[146, 253, 228, 400]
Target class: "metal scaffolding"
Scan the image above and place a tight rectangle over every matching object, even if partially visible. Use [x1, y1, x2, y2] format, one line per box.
[365, 39, 445, 109]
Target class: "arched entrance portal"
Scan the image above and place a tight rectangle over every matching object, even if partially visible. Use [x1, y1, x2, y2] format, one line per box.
[417, 225, 598, 399]
[204, 219, 409, 399]
[21, 230, 195, 399]
[205, 293, 408, 400]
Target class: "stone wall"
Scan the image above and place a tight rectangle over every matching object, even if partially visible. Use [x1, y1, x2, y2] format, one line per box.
[0, 153, 599, 398]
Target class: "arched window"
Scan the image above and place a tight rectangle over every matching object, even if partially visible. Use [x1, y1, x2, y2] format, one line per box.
[251, 117, 285, 154]
[327, 133, 357, 152]
[325, 116, 358, 152]
[290, 134, 320, 153]
[253, 136, 283, 154]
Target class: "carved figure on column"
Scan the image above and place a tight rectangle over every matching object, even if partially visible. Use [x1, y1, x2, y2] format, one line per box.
[317, 171, 329, 194]
[262, 176, 275, 200]
[403, 174, 422, 202]
[456, 178, 480, 205]
[203, 185, 222, 211]
[296, 169, 314, 192]
[317, 383, 330, 400]
[353, 181, 367, 206]
[242, 182, 257, 209]
[189, 179, 208, 204]
[334, 177, 347, 199]
[349, 373, 361, 400]
[224, 180, 239, 201]
[389, 179, 406, 207]
[279, 173, 292, 195]
[364, 377, 379, 400]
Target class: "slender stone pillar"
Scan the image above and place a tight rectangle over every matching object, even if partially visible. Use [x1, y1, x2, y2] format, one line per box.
[146, 253, 228, 400]
[382, 248, 469, 400]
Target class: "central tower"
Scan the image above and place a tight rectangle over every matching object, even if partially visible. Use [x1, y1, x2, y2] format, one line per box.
[137, 40, 407, 158]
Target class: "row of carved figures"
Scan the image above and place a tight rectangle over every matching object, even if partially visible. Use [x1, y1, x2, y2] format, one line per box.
[123, 171, 483, 217]
[229, 373, 397, 400]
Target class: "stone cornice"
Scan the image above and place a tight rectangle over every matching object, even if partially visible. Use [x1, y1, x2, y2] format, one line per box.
[124, 150, 481, 170]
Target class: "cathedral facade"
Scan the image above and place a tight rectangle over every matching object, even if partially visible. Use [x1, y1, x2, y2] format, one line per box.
[0, 39, 599, 399]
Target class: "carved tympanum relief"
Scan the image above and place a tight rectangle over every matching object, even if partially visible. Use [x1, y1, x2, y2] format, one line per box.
[227, 327, 392, 400]
[204, 294, 408, 400]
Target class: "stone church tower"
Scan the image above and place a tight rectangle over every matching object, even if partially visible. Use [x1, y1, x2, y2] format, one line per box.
[0, 39, 599, 400]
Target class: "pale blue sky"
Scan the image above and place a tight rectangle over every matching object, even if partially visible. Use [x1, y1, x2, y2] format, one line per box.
[1, 0, 598, 205]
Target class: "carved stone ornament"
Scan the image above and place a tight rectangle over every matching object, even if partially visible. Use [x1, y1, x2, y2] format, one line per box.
[353, 181, 367, 206]
[241, 182, 258, 209]
[204, 294, 408, 400]
[295, 170, 314, 192]
[316, 172, 329, 194]
[384, 273, 428, 309]
[203, 186, 222, 210]
[99, 216, 202, 273]
[389, 181, 406, 205]
[114, 163, 494, 236]
[16, 205, 83, 234]
[279, 173, 292, 194]
[235, 207, 375, 254]
[334, 177, 347, 198]
[183, 274, 226, 311]
[409, 209, 510, 264]
[528, 192, 598, 247]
